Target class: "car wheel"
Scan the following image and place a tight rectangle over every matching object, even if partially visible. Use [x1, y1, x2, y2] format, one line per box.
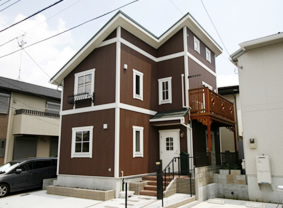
[0, 183, 9, 197]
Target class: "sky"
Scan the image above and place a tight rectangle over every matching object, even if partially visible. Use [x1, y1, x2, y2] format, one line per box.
[0, 0, 282, 89]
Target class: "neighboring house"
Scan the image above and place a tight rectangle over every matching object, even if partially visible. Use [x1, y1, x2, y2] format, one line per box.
[0, 76, 61, 165]
[50, 11, 235, 196]
[231, 33, 283, 202]
[218, 85, 244, 159]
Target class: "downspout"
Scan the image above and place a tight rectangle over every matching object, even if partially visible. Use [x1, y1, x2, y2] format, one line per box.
[181, 74, 185, 108]
[233, 94, 240, 154]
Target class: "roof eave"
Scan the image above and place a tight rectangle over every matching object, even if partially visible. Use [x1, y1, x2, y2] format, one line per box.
[50, 11, 222, 85]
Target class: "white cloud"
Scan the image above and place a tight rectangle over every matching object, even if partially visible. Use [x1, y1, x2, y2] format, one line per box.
[0, 13, 76, 89]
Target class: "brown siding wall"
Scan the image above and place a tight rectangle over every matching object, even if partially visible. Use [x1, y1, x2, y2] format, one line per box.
[157, 57, 184, 111]
[119, 109, 159, 176]
[59, 109, 115, 176]
[157, 30, 183, 57]
[121, 28, 156, 57]
[63, 44, 116, 111]
[187, 28, 216, 72]
[104, 29, 117, 41]
[188, 58, 217, 90]
[120, 44, 158, 110]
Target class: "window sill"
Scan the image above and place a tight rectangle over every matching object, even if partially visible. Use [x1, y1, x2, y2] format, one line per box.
[71, 153, 92, 158]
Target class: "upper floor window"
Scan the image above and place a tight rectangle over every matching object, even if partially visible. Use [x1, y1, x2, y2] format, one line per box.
[194, 36, 200, 54]
[133, 69, 143, 101]
[133, 126, 144, 158]
[206, 48, 211, 63]
[74, 69, 95, 95]
[158, 77, 172, 105]
[0, 93, 10, 114]
[71, 126, 93, 158]
[46, 101, 60, 114]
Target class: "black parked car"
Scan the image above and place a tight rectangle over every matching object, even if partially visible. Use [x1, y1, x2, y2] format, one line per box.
[0, 157, 57, 197]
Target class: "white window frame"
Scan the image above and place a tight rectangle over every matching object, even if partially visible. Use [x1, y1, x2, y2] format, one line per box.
[194, 36, 200, 54]
[74, 69, 95, 95]
[71, 126, 93, 158]
[133, 126, 144, 158]
[133, 69, 143, 101]
[206, 48, 211, 63]
[158, 77, 172, 105]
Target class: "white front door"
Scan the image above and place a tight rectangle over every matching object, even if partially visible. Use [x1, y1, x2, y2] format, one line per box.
[159, 130, 180, 170]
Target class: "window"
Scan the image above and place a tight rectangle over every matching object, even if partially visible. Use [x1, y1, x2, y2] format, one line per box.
[46, 102, 60, 114]
[158, 77, 172, 105]
[0, 93, 10, 114]
[74, 69, 95, 98]
[206, 48, 211, 63]
[71, 126, 93, 158]
[133, 126, 144, 158]
[166, 137, 174, 151]
[133, 69, 143, 101]
[194, 36, 200, 53]
[0, 139, 5, 157]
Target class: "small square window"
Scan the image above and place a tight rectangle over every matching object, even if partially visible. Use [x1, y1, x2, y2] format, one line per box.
[72, 126, 93, 158]
[133, 126, 144, 158]
[133, 69, 143, 101]
[194, 36, 200, 54]
[206, 48, 211, 63]
[158, 77, 172, 105]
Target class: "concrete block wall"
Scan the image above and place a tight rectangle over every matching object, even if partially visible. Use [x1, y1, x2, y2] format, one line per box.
[129, 181, 147, 195]
[214, 169, 249, 200]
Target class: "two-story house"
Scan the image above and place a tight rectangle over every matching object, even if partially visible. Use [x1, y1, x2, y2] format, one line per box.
[50, 11, 235, 196]
[0, 76, 61, 164]
[231, 33, 283, 203]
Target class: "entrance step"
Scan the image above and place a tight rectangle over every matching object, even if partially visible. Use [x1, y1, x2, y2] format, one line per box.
[139, 175, 173, 197]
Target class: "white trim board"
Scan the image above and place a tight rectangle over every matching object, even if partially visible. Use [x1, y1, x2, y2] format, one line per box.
[99, 37, 216, 77]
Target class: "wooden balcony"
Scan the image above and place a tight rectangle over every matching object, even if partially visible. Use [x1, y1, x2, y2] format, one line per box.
[189, 87, 235, 126]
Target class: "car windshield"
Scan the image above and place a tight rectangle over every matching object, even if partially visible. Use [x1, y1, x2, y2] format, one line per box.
[0, 162, 19, 174]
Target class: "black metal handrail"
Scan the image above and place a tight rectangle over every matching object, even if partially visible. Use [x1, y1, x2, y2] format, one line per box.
[162, 153, 194, 197]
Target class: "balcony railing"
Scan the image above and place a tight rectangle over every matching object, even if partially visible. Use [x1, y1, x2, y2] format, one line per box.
[189, 87, 235, 122]
[67, 92, 94, 105]
[15, 109, 60, 118]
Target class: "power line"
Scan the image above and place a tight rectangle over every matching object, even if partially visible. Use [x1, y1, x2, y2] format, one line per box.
[200, 0, 230, 56]
[0, 0, 64, 33]
[21, 47, 51, 79]
[0, 0, 81, 49]
[0, 0, 12, 7]
[0, 0, 21, 13]
[0, 0, 139, 59]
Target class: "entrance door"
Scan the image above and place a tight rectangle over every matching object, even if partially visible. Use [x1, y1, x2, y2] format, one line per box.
[159, 130, 180, 170]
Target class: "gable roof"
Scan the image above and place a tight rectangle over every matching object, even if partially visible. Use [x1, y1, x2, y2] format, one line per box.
[50, 11, 222, 85]
[0, 76, 61, 100]
[231, 32, 283, 62]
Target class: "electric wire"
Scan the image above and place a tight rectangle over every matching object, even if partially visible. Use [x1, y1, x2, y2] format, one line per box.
[0, 0, 12, 7]
[0, 0, 139, 59]
[0, 0, 81, 48]
[168, 0, 236, 72]
[21, 47, 52, 79]
[200, 0, 230, 56]
[0, 0, 64, 33]
[0, 0, 21, 13]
